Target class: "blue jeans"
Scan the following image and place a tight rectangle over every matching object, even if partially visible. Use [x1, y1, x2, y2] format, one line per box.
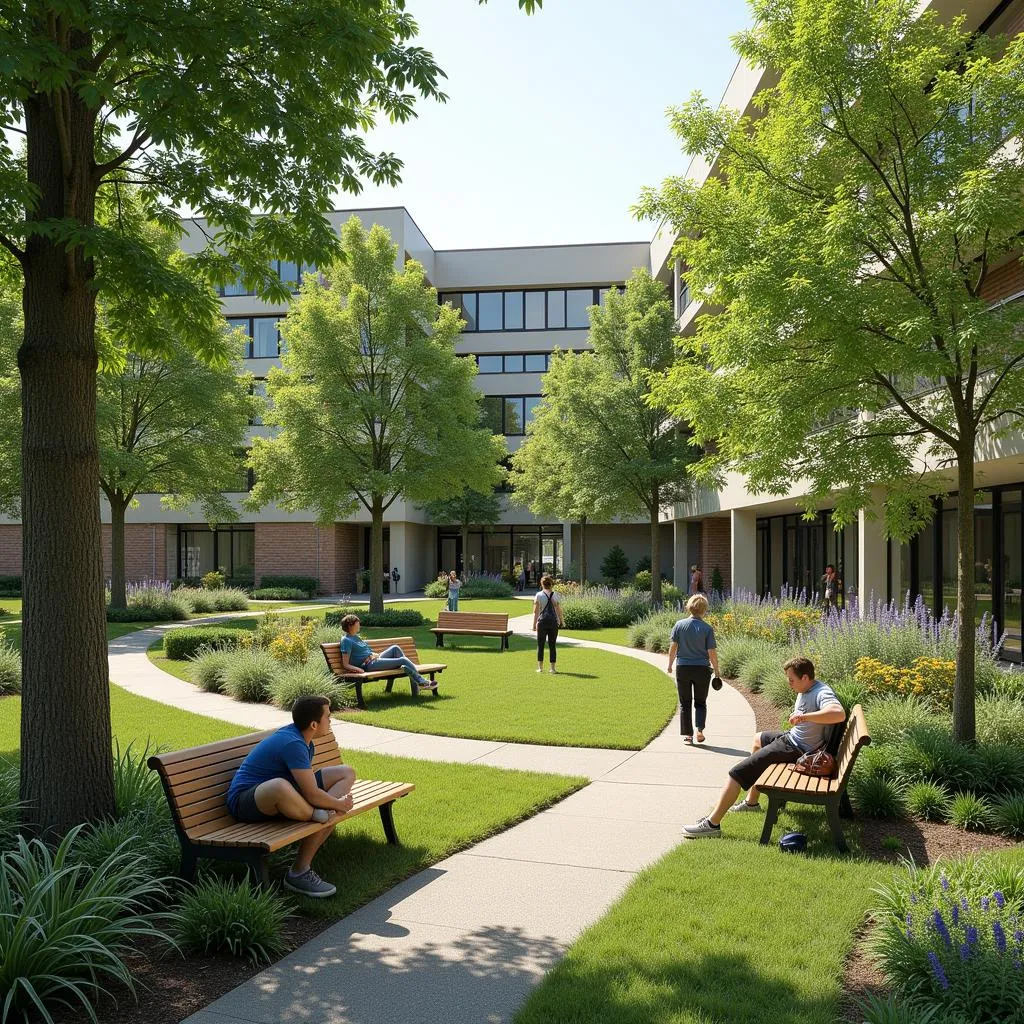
[447, 594, 459, 611]
[368, 644, 426, 685]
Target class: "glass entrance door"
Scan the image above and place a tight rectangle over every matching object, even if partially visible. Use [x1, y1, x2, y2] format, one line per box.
[440, 536, 460, 576]
[1002, 491, 1022, 661]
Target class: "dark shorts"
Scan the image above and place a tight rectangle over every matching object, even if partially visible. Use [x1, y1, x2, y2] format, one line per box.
[231, 769, 326, 823]
[728, 730, 802, 790]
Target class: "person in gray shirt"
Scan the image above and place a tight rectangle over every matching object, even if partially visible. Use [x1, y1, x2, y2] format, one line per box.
[681, 655, 845, 838]
[666, 594, 720, 745]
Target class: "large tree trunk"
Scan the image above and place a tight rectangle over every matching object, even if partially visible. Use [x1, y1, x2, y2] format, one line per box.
[20, 79, 115, 832]
[108, 492, 128, 609]
[579, 516, 587, 584]
[953, 448, 977, 745]
[461, 523, 469, 576]
[650, 485, 662, 604]
[369, 494, 384, 615]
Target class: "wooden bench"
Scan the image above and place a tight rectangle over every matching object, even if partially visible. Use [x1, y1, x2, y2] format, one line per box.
[148, 729, 414, 886]
[756, 704, 871, 853]
[320, 636, 446, 709]
[430, 610, 514, 651]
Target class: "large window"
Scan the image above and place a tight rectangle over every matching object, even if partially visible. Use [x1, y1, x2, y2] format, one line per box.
[440, 285, 621, 332]
[178, 524, 254, 580]
[225, 316, 285, 358]
[250, 380, 267, 425]
[476, 353, 550, 374]
[756, 509, 855, 603]
[480, 394, 541, 436]
[219, 260, 316, 297]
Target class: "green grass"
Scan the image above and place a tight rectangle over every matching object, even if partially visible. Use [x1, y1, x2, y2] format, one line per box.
[0, 598, 22, 619]
[515, 809, 892, 1024]
[0, 683, 586, 921]
[2, 619, 153, 649]
[560, 626, 633, 647]
[147, 615, 677, 749]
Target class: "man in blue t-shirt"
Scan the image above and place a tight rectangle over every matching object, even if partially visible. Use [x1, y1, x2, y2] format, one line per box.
[226, 695, 355, 897]
[681, 655, 845, 839]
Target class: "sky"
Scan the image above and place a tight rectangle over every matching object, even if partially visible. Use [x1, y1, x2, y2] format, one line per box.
[339, 0, 753, 250]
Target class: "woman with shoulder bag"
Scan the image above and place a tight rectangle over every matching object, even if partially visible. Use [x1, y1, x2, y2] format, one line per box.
[666, 593, 721, 745]
[532, 574, 564, 674]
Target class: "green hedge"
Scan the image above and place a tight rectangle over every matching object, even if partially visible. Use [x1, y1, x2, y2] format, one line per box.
[164, 626, 248, 660]
[323, 607, 424, 628]
[0, 575, 21, 597]
[251, 587, 309, 600]
[259, 575, 318, 595]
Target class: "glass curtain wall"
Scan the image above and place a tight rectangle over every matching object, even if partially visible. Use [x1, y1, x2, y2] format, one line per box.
[756, 510, 855, 603]
[438, 526, 563, 584]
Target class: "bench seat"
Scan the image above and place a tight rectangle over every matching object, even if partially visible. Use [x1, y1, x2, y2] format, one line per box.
[321, 636, 445, 708]
[430, 611, 513, 650]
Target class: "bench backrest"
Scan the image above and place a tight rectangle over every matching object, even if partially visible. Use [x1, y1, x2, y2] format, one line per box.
[436, 610, 509, 630]
[148, 729, 341, 840]
[834, 704, 871, 786]
[321, 636, 420, 675]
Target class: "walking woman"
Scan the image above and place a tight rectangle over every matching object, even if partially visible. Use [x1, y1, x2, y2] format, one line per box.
[666, 594, 720, 745]
[532, 574, 564, 674]
[447, 570, 461, 612]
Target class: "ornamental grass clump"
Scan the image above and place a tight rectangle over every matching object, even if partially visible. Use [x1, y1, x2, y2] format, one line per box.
[189, 646, 234, 693]
[870, 858, 1024, 1023]
[270, 661, 350, 711]
[112, 739, 166, 818]
[107, 580, 190, 622]
[905, 782, 952, 823]
[222, 648, 279, 703]
[175, 586, 250, 613]
[0, 638, 20, 695]
[176, 878, 288, 964]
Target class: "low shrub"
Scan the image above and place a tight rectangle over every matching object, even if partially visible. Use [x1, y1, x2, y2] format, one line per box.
[992, 793, 1024, 838]
[948, 792, 994, 832]
[560, 589, 651, 629]
[856, 743, 902, 784]
[972, 742, 1024, 797]
[0, 574, 21, 596]
[164, 626, 248, 660]
[0, 828, 172, 1024]
[222, 648, 279, 703]
[905, 781, 951, 822]
[113, 740, 165, 818]
[323, 607, 424, 628]
[176, 878, 289, 964]
[270, 662, 352, 711]
[626, 609, 679, 650]
[0, 760, 20, 851]
[174, 586, 250, 613]
[0, 638, 21, 695]
[72, 809, 180, 880]
[424, 579, 448, 598]
[754, 655, 792, 703]
[976, 694, 1024, 746]
[259, 574, 318, 595]
[251, 587, 309, 600]
[561, 601, 601, 630]
[831, 678, 870, 711]
[856, 993, 943, 1024]
[107, 593, 190, 622]
[892, 727, 977, 794]
[853, 656, 955, 707]
[267, 622, 316, 664]
[849, 774, 905, 817]
[189, 646, 234, 693]
[201, 570, 226, 590]
[459, 573, 513, 599]
[866, 695, 943, 746]
[716, 636, 773, 679]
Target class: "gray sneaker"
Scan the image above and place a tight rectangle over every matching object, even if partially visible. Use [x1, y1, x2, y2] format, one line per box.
[727, 799, 761, 814]
[310, 808, 331, 824]
[681, 816, 722, 839]
[284, 868, 336, 898]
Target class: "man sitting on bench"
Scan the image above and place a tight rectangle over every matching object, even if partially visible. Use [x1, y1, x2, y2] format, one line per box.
[225, 695, 356, 897]
[681, 656, 845, 839]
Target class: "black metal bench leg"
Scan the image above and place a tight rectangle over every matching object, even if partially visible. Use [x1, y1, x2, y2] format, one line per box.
[436, 633, 444, 648]
[760, 797, 781, 845]
[839, 791, 854, 819]
[379, 801, 399, 844]
[244, 850, 270, 888]
[180, 843, 197, 882]
[385, 678, 395, 694]
[826, 799, 848, 853]
[354, 680, 366, 709]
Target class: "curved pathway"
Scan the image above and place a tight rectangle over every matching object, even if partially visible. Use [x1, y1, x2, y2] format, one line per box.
[111, 608, 756, 1024]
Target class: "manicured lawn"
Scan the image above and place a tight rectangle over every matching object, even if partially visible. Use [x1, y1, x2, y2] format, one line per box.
[560, 626, 633, 648]
[148, 616, 677, 749]
[2, 619, 154, 649]
[515, 809, 893, 1024]
[0, 598, 22, 619]
[0, 684, 586, 921]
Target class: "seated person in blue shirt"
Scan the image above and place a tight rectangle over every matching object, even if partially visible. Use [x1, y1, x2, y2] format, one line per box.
[225, 695, 355, 898]
[339, 613, 436, 691]
[681, 656, 846, 839]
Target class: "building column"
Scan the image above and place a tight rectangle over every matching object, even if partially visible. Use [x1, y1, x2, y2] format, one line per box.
[562, 522, 572, 577]
[673, 520, 687, 591]
[858, 492, 888, 612]
[730, 509, 757, 596]
[389, 522, 408, 595]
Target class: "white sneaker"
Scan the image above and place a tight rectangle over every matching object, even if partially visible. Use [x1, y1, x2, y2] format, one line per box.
[681, 816, 721, 838]
[548, 667, 557, 674]
[310, 808, 331, 824]
[727, 799, 761, 814]
[536, 668, 543, 673]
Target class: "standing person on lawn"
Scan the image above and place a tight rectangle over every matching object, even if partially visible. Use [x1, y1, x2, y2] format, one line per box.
[532, 573, 564, 674]
[666, 593, 720, 745]
[447, 570, 462, 611]
[225, 695, 355, 898]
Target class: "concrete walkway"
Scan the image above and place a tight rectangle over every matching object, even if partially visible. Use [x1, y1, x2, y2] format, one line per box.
[114, 608, 755, 1024]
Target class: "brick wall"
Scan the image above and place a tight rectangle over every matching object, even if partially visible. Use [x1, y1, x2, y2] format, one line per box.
[100, 524, 167, 582]
[254, 522, 359, 594]
[981, 256, 1024, 303]
[700, 517, 732, 591]
[0, 525, 21, 575]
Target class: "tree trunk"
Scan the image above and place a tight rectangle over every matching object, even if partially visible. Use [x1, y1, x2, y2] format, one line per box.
[650, 485, 662, 604]
[369, 494, 385, 615]
[461, 523, 469, 576]
[20, 80, 115, 832]
[579, 516, 588, 584]
[108, 492, 128, 609]
[953, 448, 977, 745]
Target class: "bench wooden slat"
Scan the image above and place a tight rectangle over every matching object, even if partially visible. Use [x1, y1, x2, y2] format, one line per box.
[320, 637, 446, 708]
[435, 611, 509, 629]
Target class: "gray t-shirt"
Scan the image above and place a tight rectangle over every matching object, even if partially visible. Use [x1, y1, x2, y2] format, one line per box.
[670, 616, 716, 667]
[788, 681, 843, 753]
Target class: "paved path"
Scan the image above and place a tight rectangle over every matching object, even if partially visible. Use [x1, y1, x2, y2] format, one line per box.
[112, 608, 755, 1024]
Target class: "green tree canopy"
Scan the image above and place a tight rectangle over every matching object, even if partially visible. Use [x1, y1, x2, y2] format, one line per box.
[636, 0, 1024, 741]
[422, 489, 504, 575]
[249, 217, 506, 612]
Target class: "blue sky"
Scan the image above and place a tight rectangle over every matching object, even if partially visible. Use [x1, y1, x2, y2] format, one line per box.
[341, 0, 753, 249]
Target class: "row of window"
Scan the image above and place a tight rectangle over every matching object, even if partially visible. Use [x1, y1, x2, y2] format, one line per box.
[226, 316, 285, 358]
[481, 395, 541, 436]
[477, 353, 550, 374]
[221, 260, 317, 298]
[440, 286, 619, 333]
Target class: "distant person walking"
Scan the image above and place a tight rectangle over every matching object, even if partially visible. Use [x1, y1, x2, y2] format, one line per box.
[532, 574, 564, 674]
[447, 570, 461, 612]
[667, 594, 720, 745]
[690, 565, 704, 595]
[821, 564, 842, 612]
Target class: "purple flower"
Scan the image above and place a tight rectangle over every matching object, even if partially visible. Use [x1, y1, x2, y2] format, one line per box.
[959, 943, 971, 961]
[951, 903, 960, 926]
[967, 925, 979, 946]
[1014, 930, 1023, 944]
[994, 921, 1008, 954]
[941, 874, 950, 892]
[982, 897, 991, 911]
[932, 909, 952, 947]
[910, 893, 918, 905]
[994, 891, 1006, 909]
[906, 912, 914, 930]
[928, 952, 950, 991]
